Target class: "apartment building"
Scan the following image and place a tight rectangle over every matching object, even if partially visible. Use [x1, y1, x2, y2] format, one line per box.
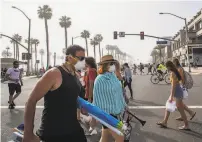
[172, 9, 202, 67]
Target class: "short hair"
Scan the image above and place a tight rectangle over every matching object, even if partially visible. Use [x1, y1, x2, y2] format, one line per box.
[13, 61, 19, 65]
[173, 58, 181, 67]
[124, 63, 129, 67]
[66, 45, 85, 56]
[85, 57, 97, 69]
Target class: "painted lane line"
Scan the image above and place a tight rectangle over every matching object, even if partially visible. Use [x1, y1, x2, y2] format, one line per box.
[1, 106, 202, 109]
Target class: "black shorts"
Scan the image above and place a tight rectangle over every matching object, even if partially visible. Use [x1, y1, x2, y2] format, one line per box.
[36, 128, 87, 142]
[102, 114, 118, 129]
[8, 83, 21, 96]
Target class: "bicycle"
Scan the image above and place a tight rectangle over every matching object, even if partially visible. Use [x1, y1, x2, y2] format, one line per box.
[150, 70, 171, 84]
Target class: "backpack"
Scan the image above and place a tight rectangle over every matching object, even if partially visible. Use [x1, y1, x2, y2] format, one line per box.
[183, 70, 193, 89]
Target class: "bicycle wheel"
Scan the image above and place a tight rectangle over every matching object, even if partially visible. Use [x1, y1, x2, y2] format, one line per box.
[164, 73, 171, 84]
[150, 74, 160, 84]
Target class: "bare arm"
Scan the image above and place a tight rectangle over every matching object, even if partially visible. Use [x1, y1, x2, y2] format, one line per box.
[23, 69, 57, 138]
[178, 68, 185, 85]
[4, 73, 16, 81]
[170, 73, 177, 99]
[19, 72, 23, 85]
[89, 81, 94, 99]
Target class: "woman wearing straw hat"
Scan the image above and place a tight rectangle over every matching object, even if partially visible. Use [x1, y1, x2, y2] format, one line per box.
[93, 55, 126, 142]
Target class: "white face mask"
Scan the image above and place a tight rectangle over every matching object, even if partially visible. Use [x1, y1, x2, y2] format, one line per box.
[74, 60, 85, 71]
[109, 65, 116, 72]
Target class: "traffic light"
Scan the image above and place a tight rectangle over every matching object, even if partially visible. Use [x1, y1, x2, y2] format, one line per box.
[140, 31, 144, 40]
[113, 31, 118, 39]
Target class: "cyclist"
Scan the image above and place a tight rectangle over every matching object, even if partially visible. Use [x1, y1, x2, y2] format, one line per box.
[157, 62, 167, 80]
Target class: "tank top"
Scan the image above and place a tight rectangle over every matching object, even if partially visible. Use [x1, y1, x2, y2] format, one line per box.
[37, 66, 82, 137]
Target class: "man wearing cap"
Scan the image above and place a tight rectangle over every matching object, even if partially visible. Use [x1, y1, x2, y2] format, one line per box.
[4, 61, 23, 109]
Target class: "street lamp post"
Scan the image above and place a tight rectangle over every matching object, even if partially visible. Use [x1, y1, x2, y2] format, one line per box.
[72, 36, 81, 45]
[159, 12, 191, 72]
[12, 6, 31, 75]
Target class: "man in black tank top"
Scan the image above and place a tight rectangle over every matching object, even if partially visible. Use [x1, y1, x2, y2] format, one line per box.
[23, 45, 87, 142]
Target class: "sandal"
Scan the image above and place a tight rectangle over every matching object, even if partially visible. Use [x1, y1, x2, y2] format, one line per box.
[178, 126, 191, 131]
[156, 122, 167, 128]
[190, 112, 196, 120]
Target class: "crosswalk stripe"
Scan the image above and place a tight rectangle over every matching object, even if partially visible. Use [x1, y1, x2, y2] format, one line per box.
[1, 106, 202, 109]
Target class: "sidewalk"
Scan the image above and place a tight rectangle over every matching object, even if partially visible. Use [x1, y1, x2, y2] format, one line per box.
[183, 67, 202, 75]
[0, 75, 36, 81]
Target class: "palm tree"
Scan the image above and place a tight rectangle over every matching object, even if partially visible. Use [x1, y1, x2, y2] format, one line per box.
[2, 48, 12, 58]
[150, 49, 158, 63]
[90, 38, 99, 60]
[154, 46, 166, 63]
[62, 48, 66, 55]
[37, 5, 52, 69]
[59, 16, 71, 49]
[10, 39, 16, 59]
[39, 49, 45, 67]
[81, 30, 90, 56]
[95, 34, 103, 61]
[12, 34, 22, 61]
[32, 39, 40, 73]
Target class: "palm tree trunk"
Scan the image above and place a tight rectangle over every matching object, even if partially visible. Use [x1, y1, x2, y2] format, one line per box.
[13, 43, 16, 59]
[85, 38, 88, 56]
[31, 44, 33, 73]
[94, 44, 96, 61]
[45, 19, 50, 69]
[65, 27, 68, 49]
[35, 44, 37, 74]
[16, 44, 19, 60]
[41, 54, 43, 67]
[99, 43, 101, 61]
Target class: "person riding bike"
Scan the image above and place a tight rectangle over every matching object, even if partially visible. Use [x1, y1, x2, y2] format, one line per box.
[157, 62, 167, 80]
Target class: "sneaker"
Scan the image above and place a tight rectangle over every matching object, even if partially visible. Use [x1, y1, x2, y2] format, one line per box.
[8, 101, 15, 106]
[8, 104, 15, 109]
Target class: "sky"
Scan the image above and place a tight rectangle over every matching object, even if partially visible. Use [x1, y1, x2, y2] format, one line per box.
[0, 0, 202, 67]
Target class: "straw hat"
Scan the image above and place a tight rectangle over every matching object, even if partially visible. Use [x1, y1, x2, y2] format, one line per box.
[98, 55, 117, 65]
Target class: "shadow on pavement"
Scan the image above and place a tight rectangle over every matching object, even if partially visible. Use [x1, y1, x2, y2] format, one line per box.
[131, 123, 179, 142]
[6, 109, 24, 128]
[130, 99, 164, 106]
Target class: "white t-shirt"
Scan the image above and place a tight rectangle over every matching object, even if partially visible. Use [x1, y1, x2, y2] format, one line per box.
[6, 68, 21, 84]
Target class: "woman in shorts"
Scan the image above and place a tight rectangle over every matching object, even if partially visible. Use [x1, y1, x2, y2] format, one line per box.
[93, 55, 126, 142]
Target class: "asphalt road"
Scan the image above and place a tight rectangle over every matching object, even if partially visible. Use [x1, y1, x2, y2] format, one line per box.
[1, 71, 202, 142]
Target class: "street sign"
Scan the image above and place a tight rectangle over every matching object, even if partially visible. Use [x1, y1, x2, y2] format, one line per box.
[156, 41, 168, 44]
[119, 32, 125, 37]
[22, 53, 32, 60]
[36, 60, 40, 63]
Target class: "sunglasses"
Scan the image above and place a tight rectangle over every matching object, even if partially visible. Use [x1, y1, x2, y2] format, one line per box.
[14, 64, 19, 66]
[110, 62, 115, 65]
[75, 56, 85, 61]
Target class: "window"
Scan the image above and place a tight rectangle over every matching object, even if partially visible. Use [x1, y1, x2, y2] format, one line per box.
[196, 20, 202, 30]
[189, 26, 194, 31]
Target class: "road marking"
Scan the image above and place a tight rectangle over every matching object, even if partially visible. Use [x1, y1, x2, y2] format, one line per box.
[1, 106, 202, 109]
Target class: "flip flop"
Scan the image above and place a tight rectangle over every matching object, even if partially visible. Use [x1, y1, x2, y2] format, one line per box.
[178, 126, 191, 131]
[190, 112, 196, 120]
[156, 122, 167, 128]
[176, 117, 183, 121]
